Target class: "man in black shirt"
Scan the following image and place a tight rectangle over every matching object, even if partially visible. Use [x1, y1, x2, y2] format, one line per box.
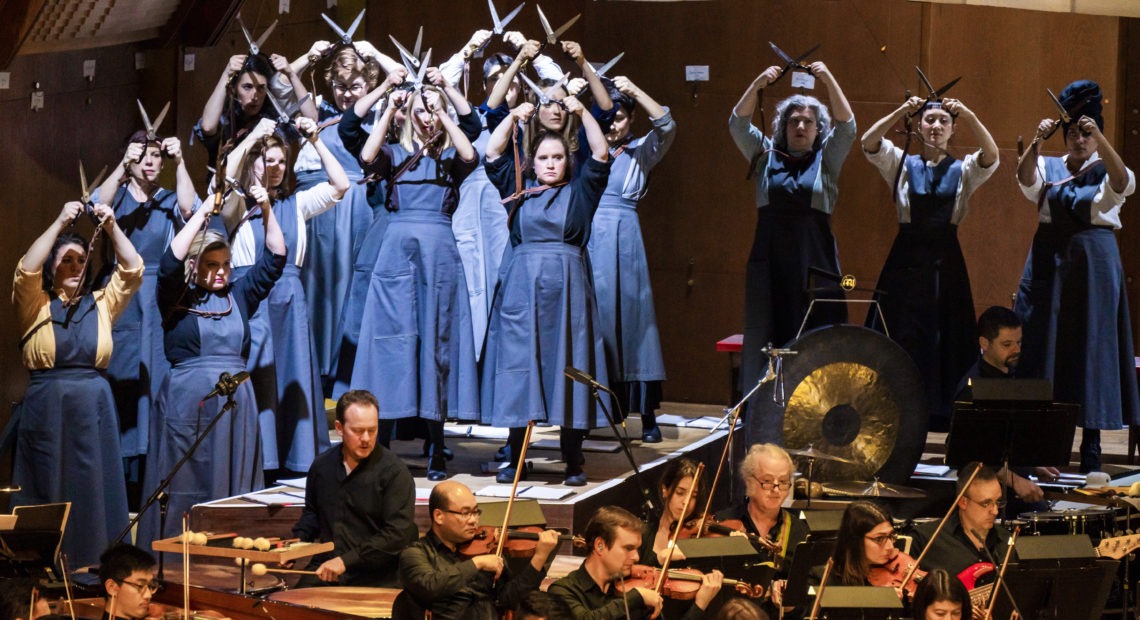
[398, 480, 561, 618]
[292, 389, 418, 586]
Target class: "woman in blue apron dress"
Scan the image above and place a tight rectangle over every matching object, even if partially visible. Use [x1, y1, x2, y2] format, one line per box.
[12, 201, 142, 567]
[588, 76, 676, 443]
[92, 132, 199, 470]
[1014, 80, 1139, 472]
[292, 46, 387, 392]
[482, 95, 612, 487]
[729, 62, 856, 443]
[860, 96, 999, 432]
[139, 190, 285, 546]
[350, 72, 482, 480]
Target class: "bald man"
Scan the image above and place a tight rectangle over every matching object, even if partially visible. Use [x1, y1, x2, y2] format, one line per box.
[398, 481, 562, 619]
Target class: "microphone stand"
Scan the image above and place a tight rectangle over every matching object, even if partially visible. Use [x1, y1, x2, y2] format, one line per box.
[112, 378, 241, 580]
[584, 378, 656, 517]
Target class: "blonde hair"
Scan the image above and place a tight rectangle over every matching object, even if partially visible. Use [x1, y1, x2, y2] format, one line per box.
[399, 87, 454, 155]
[184, 229, 229, 280]
[523, 80, 580, 160]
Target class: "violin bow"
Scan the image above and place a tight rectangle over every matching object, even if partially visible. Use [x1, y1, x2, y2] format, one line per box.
[897, 463, 982, 593]
[655, 463, 704, 593]
[808, 557, 835, 620]
[182, 514, 191, 619]
[494, 420, 536, 559]
[982, 527, 1019, 620]
[59, 553, 77, 620]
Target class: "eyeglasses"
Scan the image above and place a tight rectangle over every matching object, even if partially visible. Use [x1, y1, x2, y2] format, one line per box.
[117, 579, 161, 594]
[442, 508, 482, 520]
[751, 476, 792, 492]
[964, 496, 1007, 511]
[333, 82, 367, 95]
[865, 532, 899, 547]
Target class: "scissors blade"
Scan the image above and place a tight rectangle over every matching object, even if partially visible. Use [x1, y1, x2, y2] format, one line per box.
[487, 0, 503, 30]
[287, 92, 313, 117]
[915, 66, 936, 98]
[595, 51, 624, 78]
[136, 99, 154, 137]
[321, 13, 350, 43]
[536, 4, 555, 43]
[79, 161, 89, 201]
[792, 43, 820, 64]
[88, 165, 108, 193]
[151, 101, 171, 135]
[500, 2, 525, 30]
[255, 20, 278, 52]
[416, 49, 432, 86]
[932, 76, 961, 99]
[413, 26, 423, 59]
[552, 13, 580, 40]
[345, 8, 366, 40]
[1046, 88, 1071, 123]
[519, 72, 549, 103]
[237, 14, 255, 51]
[390, 35, 420, 70]
[267, 91, 289, 121]
[768, 41, 795, 66]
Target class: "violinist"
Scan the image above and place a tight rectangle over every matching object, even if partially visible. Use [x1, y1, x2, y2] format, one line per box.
[547, 506, 722, 619]
[641, 457, 704, 566]
[99, 543, 160, 620]
[829, 501, 900, 587]
[912, 462, 1013, 581]
[713, 444, 809, 567]
[397, 481, 561, 619]
[911, 569, 972, 620]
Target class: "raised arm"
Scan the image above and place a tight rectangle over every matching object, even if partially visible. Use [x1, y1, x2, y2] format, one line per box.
[352, 68, 406, 119]
[360, 89, 405, 165]
[288, 41, 332, 77]
[485, 103, 534, 162]
[164, 137, 199, 219]
[424, 88, 475, 162]
[297, 117, 349, 199]
[170, 201, 211, 261]
[1017, 118, 1054, 187]
[945, 99, 999, 168]
[566, 96, 608, 162]
[733, 66, 782, 119]
[91, 203, 142, 271]
[561, 41, 612, 112]
[616, 76, 666, 121]
[354, 40, 407, 77]
[425, 66, 472, 117]
[271, 53, 318, 121]
[809, 61, 852, 124]
[21, 203, 82, 272]
[97, 143, 142, 205]
[487, 40, 540, 110]
[438, 30, 493, 87]
[1081, 115, 1129, 192]
[200, 55, 248, 138]
[247, 183, 286, 257]
[861, 97, 921, 154]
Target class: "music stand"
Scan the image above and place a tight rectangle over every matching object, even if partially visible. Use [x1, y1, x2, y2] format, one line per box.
[946, 400, 1078, 468]
[675, 537, 772, 588]
[782, 539, 835, 608]
[817, 586, 904, 619]
[0, 503, 69, 578]
[987, 560, 1117, 619]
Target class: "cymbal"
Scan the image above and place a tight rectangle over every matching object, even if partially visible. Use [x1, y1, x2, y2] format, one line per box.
[823, 479, 927, 499]
[787, 445, 855, 465]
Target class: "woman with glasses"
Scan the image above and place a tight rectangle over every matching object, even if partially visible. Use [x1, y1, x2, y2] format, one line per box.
[730, 61, 855, 444]
[12, 201, 142, 567]
[138, 169, 286, 546]
[829, 501, 903, 587]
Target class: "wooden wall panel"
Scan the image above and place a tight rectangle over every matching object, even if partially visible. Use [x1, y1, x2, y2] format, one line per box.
[0, 0, 1132, 414]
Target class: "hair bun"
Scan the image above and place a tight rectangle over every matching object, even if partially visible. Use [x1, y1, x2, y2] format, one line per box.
[1059, 79, 1103, 132]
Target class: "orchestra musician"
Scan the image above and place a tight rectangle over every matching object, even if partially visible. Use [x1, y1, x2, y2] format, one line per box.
[99, 543, 160, 620]
[291, 389, 418, 586]
[714, 444, 809, 568]
[0, 578, 50, 620]
[912, 462, 1013, 582]
[397, 480, 561, 619]
[640, 457, 704, 566]
[828, 501, 901, 587]
[547, 506, 723, 619]
[911, 569, 972, 620]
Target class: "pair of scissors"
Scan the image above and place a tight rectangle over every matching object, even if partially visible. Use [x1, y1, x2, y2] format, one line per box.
[315, 9, 366, 61]
[267, 92, 314, 133]
[77, 160, 108, 220]
[590, 52, 624, 79]
[912, 66, 961, 113]
[767, 41, 820, 85]
[135, 99, 171, 161]
[396, 47, 433, 94]
[537, 5, 580, 46]
[237, 14, 277, 57]
[1042, 87, 1091, 140]
[519, 72, 569, 108]
[488, 0, 525, 38]
[390, 27, 425, 71]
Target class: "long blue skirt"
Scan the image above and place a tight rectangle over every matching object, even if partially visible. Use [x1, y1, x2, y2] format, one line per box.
[351, 212, 479, 421]
[138, 355, 263, 546]
[13, 368, 129, 567]
[331, 208, 389, 399]
[1015, 225, 1140, 429]
[481, 242, 608, 430]
[268, 265, 329, 471]
[452, 168, 510, 359]
[108, 269, 169, 457]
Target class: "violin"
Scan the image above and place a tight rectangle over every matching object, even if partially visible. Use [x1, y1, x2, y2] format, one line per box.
[692, 516, 783, 557]
[866, 549, 927, 598]
[457, 525, 584, 558]
[615, 565, 765, 600]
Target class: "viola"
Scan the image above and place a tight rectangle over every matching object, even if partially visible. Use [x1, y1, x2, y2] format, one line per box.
[615, 565, 766, 600]
[687, 516, 783, 558]
[457, 526, 584, 558]
[866, 549, 926, 598]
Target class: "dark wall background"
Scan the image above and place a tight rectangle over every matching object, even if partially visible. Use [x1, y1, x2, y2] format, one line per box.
[0, 0, 1135, 413]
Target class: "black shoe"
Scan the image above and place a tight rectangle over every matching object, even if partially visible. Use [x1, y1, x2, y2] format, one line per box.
[423, 440, 454, 461]
[427, 455, 448, 481]
[563, 472, 588, 487]
[495, 443, 510, 462]
[641, 426, 662, 443]
[496, 466, 527, 484]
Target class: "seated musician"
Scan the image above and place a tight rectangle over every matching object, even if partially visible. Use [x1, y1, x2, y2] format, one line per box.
[641, 457, 703, 566]
[0, 578, 51, 620]
[912, 462, 1013, 584]
[911, 569, 972, 620]
[713, 444, 809, 569]
[292, 390, 418, 587]
[514, 591, 574, 620]
[98, 544, 159, 620]
[955, 307, 1056, 513]
[548, 506, 723, 619]
[829, 501, 899, 586]
[397, 481, 561, 618]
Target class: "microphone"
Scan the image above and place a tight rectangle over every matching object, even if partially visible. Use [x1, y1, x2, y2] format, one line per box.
[564, 366, 601, 388]
[202, 371, 251, 401]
